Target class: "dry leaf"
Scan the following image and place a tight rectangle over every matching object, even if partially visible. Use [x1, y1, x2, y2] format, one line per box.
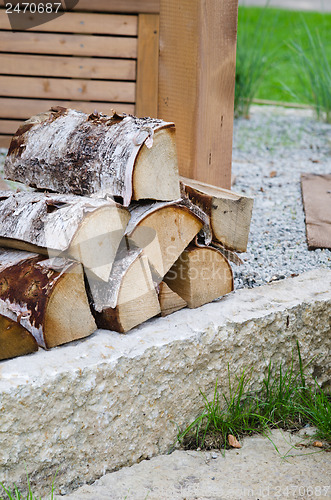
[269, 170, 277, 178]
[313, 441, 323, 448]
[228, 434, 241, 448]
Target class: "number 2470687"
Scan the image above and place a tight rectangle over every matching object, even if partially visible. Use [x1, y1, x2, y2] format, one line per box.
[6, 3, 62, 14]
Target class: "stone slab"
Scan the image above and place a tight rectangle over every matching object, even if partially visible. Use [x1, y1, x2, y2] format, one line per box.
[0, 269, 330, 496]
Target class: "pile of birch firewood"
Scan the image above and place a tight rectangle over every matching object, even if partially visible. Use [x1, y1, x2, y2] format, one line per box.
[0, 107, 253, 361]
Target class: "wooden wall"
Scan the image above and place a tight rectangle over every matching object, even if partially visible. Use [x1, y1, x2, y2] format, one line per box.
[0, 1, 160, 148]
[0, 0, 237, 190]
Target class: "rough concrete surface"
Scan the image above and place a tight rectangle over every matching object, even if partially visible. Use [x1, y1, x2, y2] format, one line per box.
[0, 269, 330, 496]
[61, 429, 331, 500]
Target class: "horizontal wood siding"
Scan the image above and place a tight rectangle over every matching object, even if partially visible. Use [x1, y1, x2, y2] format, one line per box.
[0, 98, 135, 119]
[0, 120, 23, 134]
[0, 5, 140, 146]
[0, 54, 136, 81]
[0, 11, 138, 35]
[0, 32, 138, 58]
[71, 0, 160, 14]
[0, 135, 12, 148]
[0, 76, 136, 102]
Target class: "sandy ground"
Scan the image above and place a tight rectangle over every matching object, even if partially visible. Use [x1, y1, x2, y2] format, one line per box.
[60, 429, 330, 500]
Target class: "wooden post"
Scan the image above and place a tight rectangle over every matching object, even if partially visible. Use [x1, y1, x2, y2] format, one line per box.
[158, 0, 238, 189]
[136, 14, 160, 118]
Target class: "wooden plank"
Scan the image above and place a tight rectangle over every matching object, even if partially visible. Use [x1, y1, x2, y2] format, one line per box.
[0, 11, 138, 35]
[0, 135, 11, 148]
[0, 76, 135, 102]
[71, 0, 160, 14]
[0, 120, 23, 134]
[0, 31, 137, 58]
[0, 53, 136, 81]
[136, 14, 159, 118]
[301, 173, 331, 250]
[0, 98, 135, 120]
[158, 0, 238, 189]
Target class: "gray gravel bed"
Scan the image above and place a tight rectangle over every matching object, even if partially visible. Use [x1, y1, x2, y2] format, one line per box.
[232, 105, 331, 288]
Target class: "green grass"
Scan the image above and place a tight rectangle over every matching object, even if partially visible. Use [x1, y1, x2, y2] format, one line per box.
[178, 341, 331, 451]
[236, 6, 331, 105]
[235, 4, 277, 117]
[286, 22, 331, 122]
[0, 472, 56, 500]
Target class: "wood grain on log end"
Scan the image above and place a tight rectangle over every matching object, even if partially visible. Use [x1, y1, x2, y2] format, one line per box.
[132, 127, 180, 202]
[181, 177, 253, 252]
[164, 245, 234, 308]
[0, 249, 96, 349]
[89, 253, 160, 333]
[0, 313, 38, 361]
[158, 281, 187, 317]
[126, 201, 203, 277]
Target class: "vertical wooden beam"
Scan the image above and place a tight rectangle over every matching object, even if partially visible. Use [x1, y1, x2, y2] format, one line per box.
[158, 0, 238, 189]
[136, 14, 160, 118]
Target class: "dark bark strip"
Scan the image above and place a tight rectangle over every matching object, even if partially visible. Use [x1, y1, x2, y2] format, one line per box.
[0, 249, 78, 348]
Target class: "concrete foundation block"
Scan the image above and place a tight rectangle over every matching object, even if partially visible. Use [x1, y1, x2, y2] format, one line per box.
[0, 269, 330, 495]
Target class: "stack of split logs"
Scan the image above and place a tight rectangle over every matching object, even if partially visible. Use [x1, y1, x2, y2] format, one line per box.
[0, 107, 253, 361]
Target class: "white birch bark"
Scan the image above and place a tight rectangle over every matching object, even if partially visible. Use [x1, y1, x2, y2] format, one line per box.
[87, 248, 142, 311]
[0, 190, 129, 280]
[4, 108, 175, 206]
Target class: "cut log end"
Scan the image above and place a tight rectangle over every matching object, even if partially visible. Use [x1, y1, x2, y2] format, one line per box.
[69, 204, 130, 282]
[0, 314, 38, 361]
[181, 177, 254, 252]
[127, 202, 203, 277]
[0, 249, 96, 349]
[164, 245, 234, 308]
[158, 281, 187, 317]
[132, 127, 180, 202]
[43, 264, 97, 349]
[91, 253, 160, 333]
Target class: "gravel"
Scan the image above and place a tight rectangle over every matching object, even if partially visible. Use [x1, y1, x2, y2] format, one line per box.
[232, 105, 331, 289]
[1, 105, 330, 290]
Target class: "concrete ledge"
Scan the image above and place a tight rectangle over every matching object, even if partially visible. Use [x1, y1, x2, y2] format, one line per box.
[0, 269, 330, 496]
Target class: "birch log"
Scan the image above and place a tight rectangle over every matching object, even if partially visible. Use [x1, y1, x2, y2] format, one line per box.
[0, 190, 129, 281]
[0, 249, 96, 349]
[158, 281, 187, 317]
[87, 248, 160, 333]
[126, 201, 204, 277]
[0, 310, 38, 361]
[4, 107, 181, 206]
[164, 245, 234, 308]
[181, 177, 253, 252]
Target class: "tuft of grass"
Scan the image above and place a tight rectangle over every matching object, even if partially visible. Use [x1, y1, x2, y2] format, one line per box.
[285, 22, 331, 123]
[235, 4, 276, 118]
[0, 471, 57, 500]
[236, 6, 331, 104]
[178, 341, 330, 450]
